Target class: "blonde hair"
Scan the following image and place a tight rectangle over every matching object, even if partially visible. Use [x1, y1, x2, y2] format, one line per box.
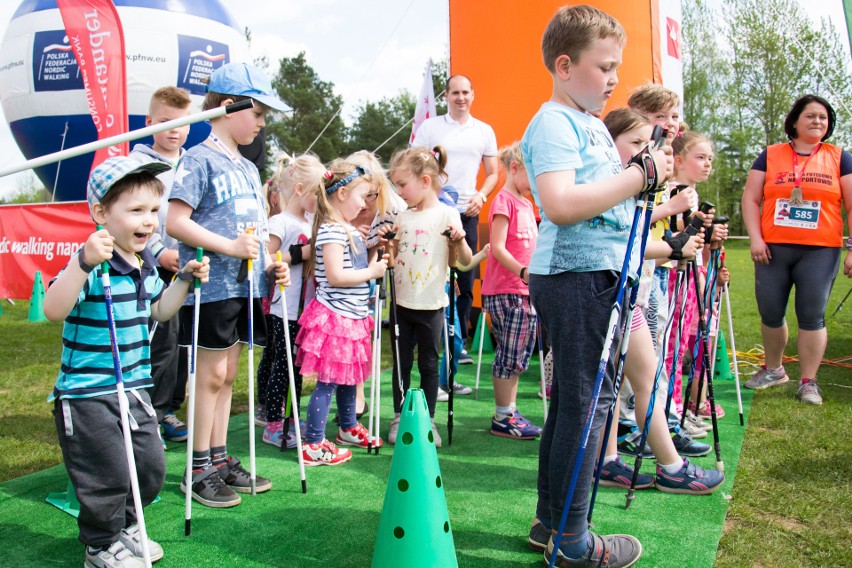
[149, 86, 191, 114]
[498, 142, 523, 171]
[309, 159, 368, 272]
[346, 150, 394, 217]
[672, 129, 714, 177]
[388, 145, 448, 192]
[603, 108, 650, 140]
[627, 84, 680, 115]
[542, 5, 626, 73]
[272, 152, 324, 205]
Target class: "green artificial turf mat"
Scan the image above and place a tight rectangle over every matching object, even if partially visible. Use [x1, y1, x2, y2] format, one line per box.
[0, 352, 751, 567]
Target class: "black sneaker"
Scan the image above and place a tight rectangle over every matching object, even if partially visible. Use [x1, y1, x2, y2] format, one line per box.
[458, 349, 474, 365]
[616, 431, 654, 459]
[596, 456, 654, 489]
[670, 431, 711, 457]
[544, 532, 642, 568]
[528, 520, 551, 552]
[180, 466, 240, 508]
[217, 456, 272, 494]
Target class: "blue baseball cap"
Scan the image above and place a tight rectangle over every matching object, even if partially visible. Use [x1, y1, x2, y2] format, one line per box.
[206, 62, 291, 113]
[87, 157, 170, 213]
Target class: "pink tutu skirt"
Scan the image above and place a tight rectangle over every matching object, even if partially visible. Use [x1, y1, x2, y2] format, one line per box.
[295, 299, 373, 385]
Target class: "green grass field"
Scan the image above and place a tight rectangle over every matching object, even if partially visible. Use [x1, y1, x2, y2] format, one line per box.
[0, 240, 849, 566]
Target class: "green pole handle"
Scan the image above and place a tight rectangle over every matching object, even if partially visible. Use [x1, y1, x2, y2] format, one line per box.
[195, 247, 203, 287]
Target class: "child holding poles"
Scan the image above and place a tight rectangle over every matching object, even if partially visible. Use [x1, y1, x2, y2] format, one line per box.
[591, 109, 722, 501]
[167, 63, 290, 507]
[44, 157, 209, 567]
[294, 160, 388, 465]
[480, 141, 542, 440]
[521, 6, 672, 566]
[130, 86, 192, 444]
[261, 153, 323, 449]
[381, 146, 472, 447]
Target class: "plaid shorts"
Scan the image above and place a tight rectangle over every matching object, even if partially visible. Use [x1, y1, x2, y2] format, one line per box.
[482, 294, 537, 379]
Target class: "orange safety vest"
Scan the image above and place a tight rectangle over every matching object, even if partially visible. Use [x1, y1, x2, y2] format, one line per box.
[761, 142, 844, 248]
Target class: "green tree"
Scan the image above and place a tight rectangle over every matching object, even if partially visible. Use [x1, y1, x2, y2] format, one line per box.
[345, 92, 415, 161]
[265, 52, 347, 163]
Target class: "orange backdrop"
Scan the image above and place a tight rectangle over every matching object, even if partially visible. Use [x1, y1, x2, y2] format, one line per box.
[448, 0, 659, 310]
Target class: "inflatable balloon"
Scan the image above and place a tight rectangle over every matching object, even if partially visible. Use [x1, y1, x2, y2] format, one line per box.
[0, 0, 250, 201]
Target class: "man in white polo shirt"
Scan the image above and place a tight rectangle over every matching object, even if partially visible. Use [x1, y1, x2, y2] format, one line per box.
[413, 74, 498, 373]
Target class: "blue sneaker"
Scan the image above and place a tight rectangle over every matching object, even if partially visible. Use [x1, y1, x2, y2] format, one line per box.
[617, 430, 654, 458]
[161, 413, 188, 442]
[655, 458, 724, 495]
[491, 412, 541, 439]
[597, 457, 654, 489]
[512, 409, 543, 437]
[670, 430, 710, 457]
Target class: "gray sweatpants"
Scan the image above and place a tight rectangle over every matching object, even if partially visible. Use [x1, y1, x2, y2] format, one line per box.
[54, 389, 165, 548]
[531, 270, 620, 535]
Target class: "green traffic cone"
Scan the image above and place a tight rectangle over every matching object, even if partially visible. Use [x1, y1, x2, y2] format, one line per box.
[45, 479, 81, 518]
[371, 389, 457, 568]
[471, 310, 493, 354]
[714, 331, 732, 380]
[28, 271, 47, 322]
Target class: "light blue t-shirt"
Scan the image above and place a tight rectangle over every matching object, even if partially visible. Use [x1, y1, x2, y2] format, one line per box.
[170, 143, 268, 304]
[521, 102, 639, 279]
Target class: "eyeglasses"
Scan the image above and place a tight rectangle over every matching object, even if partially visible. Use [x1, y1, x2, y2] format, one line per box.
[364, 192, 379, 202]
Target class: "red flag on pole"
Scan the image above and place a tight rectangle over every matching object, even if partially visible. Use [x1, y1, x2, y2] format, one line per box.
[57, 0, 129, 170]
[410, 58, 437, 146]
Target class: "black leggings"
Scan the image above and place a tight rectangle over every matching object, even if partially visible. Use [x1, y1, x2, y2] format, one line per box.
[755, 244, 840, 331]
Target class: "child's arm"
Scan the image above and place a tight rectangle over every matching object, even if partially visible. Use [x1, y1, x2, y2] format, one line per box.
[489, 214, 527, 279]
[537, 147, 672, 225]
[167, 200, 260, 259]
[444, 225, 472, 267]
[651, 186, 696, 223]
[150, 256, 210, 322]
[323, 243, 387, 287]
[44, 229, 113, 321]
[457, 243, 490, 273]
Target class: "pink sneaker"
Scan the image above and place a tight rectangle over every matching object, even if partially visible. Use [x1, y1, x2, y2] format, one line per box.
[337, 423, 382, 449]
[689, 400, 726, 420]
[302, 439, 352, 466]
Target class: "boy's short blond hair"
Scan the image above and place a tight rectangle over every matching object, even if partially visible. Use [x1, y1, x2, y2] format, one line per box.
[542, 5, 626, 73]
[627, 84, 680, 115]
[149, 86, 191, 114]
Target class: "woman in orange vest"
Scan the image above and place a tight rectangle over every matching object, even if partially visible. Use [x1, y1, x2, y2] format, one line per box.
[741, 94, 852, 405]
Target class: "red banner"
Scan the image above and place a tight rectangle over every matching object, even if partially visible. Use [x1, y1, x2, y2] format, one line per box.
[57, 0, 129, 169]
[0, 202, 92, 299]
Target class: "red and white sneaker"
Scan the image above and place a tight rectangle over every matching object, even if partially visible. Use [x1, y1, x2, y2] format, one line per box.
[336, 423, 383, 449]
[302, 439, 352, 466]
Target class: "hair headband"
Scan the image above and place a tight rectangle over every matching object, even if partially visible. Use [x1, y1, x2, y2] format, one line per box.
[325, 166, 370, 195]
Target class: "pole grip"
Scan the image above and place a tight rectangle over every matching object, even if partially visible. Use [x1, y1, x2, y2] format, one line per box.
[95, 225, 109, 274]
[276, 251, 285, 291]
[225, 99, 254, 114]
[194, 247, 203, 287]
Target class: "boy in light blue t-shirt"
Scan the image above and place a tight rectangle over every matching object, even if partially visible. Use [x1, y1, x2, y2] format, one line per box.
[521, 6, 671, 568]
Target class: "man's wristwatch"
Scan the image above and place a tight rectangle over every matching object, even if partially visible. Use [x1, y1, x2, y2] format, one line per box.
[846, 236, 852, 251]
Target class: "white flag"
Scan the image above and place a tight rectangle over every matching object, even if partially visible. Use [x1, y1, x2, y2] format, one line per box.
[410, 58, 437, 146]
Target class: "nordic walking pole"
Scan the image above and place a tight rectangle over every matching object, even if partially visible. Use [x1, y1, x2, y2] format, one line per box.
[275, 252, 307, 491]
[537, 316, 548, 421]
[96, 225, 152, 567]
[245, 229, 258, 495]
[474, 308, 486, 399]
[383, 230, 405, 411]
[831, 286, 852, 317]
[0, 100, 253, 180]
[723, 272, 745, 426]
[184, 247, 203, 536]
[367, 249, 384, 455]
[446, 241, 458, 446]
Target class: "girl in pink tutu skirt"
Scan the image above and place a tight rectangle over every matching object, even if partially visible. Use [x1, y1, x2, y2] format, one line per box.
[295, 160, 389, 466]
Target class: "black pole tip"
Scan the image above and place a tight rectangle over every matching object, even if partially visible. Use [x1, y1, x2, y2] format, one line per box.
[185, 520, 191, 536]
[739, 414, 744, 426]
[301, 480, 307, 494]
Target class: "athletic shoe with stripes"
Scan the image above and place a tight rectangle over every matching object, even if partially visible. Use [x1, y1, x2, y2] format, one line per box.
[744, 365, 789, 390]
[671, 431, 711, 457]
[337, 422, 383, 449]
[217, 456, 272, 494]
[302, 439, 352, 466]
[491, 411, 541, 439]
[596, 457, 654, 489]
[797, 379, 823, 405]
[655, 458, 724, 495]
[118, 523, 164, 563]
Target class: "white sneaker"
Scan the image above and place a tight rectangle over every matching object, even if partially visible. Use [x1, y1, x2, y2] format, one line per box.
[84, 541, 145, 568]
[436, 387, 449, 402]
[119, 523, 164, 563]
[744, 366, 789, 389]
[430, 419, 443, 448]
[797, 380, 823, 405]
[681, 418, 707, 439]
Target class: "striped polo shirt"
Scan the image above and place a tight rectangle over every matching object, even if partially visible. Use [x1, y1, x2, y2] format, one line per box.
[50, 250, 164, 400]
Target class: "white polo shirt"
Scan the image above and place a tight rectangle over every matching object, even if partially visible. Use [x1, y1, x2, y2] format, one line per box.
[412, 114, 498, 212]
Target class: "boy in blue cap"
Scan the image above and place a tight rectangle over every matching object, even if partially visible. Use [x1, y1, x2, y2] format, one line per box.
[167, 62, 290, 508]
[44, 156, 209, 567]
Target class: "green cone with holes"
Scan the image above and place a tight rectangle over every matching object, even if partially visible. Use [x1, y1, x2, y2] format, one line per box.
[371, 388, 457, 567]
